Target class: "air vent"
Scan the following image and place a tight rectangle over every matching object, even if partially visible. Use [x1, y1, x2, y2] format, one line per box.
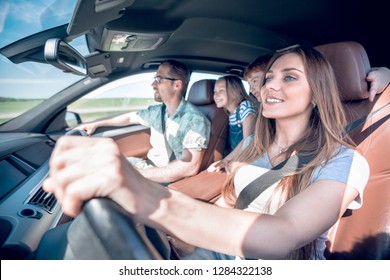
[27, 187, 57, 213]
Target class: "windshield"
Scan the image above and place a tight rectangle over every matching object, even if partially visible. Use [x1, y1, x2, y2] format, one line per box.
[0, 0, 78, 48]
[0, 0, 87, 125]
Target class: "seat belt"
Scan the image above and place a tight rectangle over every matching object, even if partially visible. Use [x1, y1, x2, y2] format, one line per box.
[343, 101, 389, 136]
[234, 101, 389, 210]
[234, 154, 312, 209]
[161, 104, 176, 162]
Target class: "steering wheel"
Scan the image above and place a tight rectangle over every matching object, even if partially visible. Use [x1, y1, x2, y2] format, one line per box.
[63, 198, 168, 260]
[37, 130, 174, 259]
[65, 129, 88, 136]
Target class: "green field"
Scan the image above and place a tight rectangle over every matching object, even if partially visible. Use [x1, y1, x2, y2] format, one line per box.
[0, 98, 43, 124]
[0, 98, 157, 125]
[0, 99, 43, 112]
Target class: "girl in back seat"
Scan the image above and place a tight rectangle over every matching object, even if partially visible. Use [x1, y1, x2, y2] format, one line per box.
[213, 75, 258, 153]
[207, 75, 257, 172]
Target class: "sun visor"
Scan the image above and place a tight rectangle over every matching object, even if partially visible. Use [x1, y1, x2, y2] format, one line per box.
[67, 0, 135, 37]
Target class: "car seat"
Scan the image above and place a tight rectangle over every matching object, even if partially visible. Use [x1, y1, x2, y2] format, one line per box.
[186, 79, 229, 171]
[316, 41, 390, 259]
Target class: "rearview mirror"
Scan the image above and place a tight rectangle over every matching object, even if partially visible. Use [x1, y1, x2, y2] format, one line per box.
[44, 38, 87, 76]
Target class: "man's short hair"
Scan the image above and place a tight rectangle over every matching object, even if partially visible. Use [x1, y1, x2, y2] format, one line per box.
[161, 60, 190, 96]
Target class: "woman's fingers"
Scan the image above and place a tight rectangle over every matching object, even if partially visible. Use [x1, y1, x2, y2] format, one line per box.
[43, 136, 124, 216]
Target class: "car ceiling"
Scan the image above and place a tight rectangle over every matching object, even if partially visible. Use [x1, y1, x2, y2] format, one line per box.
[1, 0, 388, 78]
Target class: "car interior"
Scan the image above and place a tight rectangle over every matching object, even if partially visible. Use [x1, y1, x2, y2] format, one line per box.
[0, 0, 389, 260]
[11, 40, 390, 260]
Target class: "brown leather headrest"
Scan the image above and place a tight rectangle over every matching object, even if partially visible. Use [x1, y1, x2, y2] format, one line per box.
[187, 79, 216, 105]
[315, 41, 371, 101]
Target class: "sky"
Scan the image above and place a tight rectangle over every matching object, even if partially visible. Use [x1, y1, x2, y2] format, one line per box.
[0, 0, 82, 99]
[0, 0, 78, 48]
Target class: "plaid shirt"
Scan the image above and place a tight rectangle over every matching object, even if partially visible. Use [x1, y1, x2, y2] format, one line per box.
[137, 99, 211, 167]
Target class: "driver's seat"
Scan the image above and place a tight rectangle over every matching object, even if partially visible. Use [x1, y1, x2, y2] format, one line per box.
[316, 41, 390, 259]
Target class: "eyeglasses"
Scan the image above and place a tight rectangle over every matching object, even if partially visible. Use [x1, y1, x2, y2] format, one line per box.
[153, 76, 178, 84]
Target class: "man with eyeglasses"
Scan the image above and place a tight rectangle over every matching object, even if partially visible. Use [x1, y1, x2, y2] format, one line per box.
[73, 60, 211, 184]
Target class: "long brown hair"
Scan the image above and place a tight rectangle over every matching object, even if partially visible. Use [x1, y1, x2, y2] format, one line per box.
[222, 46, 354, 259]
[217, 75, 258, 113]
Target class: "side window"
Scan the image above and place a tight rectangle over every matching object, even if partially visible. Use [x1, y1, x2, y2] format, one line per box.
[68, 73, 157, 124]
[67, 72, 223, 124]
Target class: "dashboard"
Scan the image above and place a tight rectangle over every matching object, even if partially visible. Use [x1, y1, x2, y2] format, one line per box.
[0, 133, 68, 259]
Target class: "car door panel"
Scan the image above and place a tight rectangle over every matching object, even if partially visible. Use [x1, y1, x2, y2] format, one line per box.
[94, 125, 151, 159]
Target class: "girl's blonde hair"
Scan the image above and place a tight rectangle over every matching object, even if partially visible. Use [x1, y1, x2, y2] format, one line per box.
[222, 46, 354, 259]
